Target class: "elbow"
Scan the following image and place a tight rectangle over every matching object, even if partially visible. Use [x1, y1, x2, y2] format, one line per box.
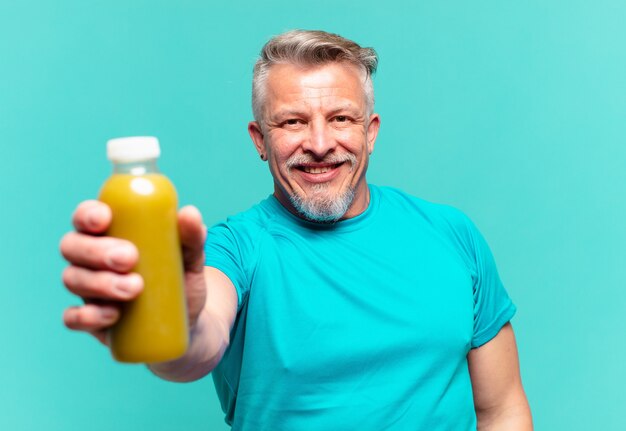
[476, 398, 533, 431]
[146, 348, 223, 383]
[147, 317, 231, 383]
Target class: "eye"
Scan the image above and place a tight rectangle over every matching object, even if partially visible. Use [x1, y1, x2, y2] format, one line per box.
[334, 116, 348, 122]
[282, 118, 305, 129]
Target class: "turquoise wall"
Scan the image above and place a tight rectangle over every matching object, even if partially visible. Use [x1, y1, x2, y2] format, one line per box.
[1, 1, 624, 429]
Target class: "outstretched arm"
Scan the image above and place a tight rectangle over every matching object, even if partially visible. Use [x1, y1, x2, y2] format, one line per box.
[148, 267, 238, 382]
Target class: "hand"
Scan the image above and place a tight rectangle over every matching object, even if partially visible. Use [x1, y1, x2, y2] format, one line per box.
[60, 200, 208, 345]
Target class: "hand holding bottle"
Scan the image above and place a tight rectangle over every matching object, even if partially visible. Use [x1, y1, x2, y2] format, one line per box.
[60, 137, 208, 363]
[60, 202, 208, 349]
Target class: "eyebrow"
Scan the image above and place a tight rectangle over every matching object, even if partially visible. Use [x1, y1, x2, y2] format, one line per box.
[272, 109, 308, 119]
[272, 104, 361, 120]
[327, 104, 361, 116]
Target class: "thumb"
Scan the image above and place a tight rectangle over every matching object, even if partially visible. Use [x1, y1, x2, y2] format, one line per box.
[178, 205, 207, 274]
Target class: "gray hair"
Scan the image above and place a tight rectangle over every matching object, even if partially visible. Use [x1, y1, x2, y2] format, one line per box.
[252, 30, 378, 122]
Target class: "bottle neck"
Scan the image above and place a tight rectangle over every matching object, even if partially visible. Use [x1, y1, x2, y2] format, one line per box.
[112, 159, 160, 175]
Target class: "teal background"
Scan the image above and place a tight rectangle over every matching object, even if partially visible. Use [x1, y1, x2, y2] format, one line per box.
[1, 1, 624, 429]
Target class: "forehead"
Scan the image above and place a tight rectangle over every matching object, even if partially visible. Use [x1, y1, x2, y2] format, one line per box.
[264, 62, 366, 108]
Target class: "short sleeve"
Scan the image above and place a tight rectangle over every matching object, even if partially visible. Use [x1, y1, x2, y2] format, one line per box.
[204, 221, 250, 310]
[465, 219, 517, 348]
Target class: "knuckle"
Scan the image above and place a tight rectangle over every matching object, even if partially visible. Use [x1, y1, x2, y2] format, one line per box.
[63, 307, 79, 329]
[85, 238, 116, 268]
[73, 310, 86, 327]
[65, 267, 117, 299]
[70, 305, 100, 329]
[82, 237, 99, 256]
[61, 266, 74, 288]
[72, 201, 92, 228]
[73, 200, 111, 232]
[94, 272, 116, 296]
[59, 232, 75, 258]
[75, 199, 99, 217]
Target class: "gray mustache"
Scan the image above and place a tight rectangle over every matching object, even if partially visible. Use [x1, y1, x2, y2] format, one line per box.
[286, 153, 357, 169]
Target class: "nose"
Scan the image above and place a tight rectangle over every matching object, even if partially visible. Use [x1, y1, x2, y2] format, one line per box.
[301, 118, 336, 159]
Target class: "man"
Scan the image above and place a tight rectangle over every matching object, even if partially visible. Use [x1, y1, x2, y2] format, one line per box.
[60, 30, 532, 430]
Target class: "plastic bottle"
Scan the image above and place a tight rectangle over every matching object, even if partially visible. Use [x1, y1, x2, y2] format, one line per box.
[99, 136, 188, 363]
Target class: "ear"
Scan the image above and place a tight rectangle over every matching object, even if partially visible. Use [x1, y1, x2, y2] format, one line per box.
[248, 121, 266, 160]
[366, 114, 380, 155]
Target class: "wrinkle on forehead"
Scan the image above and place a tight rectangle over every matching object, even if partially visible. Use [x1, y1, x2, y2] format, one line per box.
[267, 63, 367, 95]
[278, 90, 357, 109]
[264, 63, 367, 117]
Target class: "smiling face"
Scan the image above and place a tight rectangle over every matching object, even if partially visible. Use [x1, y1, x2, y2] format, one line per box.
[248, 62, 380, 222]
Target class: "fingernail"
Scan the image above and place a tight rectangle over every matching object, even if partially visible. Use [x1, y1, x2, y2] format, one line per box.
[106, 246, 134, 271]
[113, 274, 142, 298]
[100, 307, 118, 320]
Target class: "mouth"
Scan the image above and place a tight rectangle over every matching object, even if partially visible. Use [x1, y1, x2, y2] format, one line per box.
[290, 161, 346, 184]
[285, 153, 357, 186]
[296, 162, 345, 174]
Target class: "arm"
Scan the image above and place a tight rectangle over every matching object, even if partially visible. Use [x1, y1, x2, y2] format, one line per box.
[148, 267, 237, 382]
[467, 322, 533, 430]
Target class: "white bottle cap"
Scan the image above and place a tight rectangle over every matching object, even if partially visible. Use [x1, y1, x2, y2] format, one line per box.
[106, 136, 161, 162]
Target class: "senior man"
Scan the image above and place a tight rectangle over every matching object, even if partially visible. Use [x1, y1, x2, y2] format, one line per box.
[61, 30, 532, 430]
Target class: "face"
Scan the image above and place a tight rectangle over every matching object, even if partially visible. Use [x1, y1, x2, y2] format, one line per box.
[248, 62, 380, 222]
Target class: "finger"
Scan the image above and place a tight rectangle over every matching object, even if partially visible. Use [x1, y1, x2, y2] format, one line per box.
[59, 232, 138, 272]
[63, 303, 121, 332]
[63, 266, 143, 301]
[178, 205, 206, 274]
[72, 200, 112, 234]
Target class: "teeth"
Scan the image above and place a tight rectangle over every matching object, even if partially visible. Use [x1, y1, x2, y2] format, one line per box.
[303, 166, 332, 174]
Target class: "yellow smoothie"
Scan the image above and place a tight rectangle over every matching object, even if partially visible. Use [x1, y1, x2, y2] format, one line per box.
[99, 173, 188, 363]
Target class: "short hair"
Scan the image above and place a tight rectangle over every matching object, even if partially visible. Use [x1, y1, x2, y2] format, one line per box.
[252, 29, 378, 122]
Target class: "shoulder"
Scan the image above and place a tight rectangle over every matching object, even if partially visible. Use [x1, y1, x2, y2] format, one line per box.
[373, 184, 481, 256]
[209, 196, 276, 233]
[205, 196, 279, 253]
[375, 185, 472, 230]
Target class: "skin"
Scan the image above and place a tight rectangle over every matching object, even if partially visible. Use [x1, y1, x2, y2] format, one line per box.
[60, 200, 236, 381]
[60, 61, 531, 429]
[469, 323, 533, 429]
[248, 62, 380, 220]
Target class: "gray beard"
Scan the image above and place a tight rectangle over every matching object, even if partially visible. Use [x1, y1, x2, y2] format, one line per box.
[289, 183, 355, 223]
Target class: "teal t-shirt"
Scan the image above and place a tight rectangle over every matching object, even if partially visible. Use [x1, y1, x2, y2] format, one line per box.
[204, 184, 516, 430]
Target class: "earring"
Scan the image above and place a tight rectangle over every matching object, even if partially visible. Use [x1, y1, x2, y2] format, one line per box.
[260, 154, 266, 160]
